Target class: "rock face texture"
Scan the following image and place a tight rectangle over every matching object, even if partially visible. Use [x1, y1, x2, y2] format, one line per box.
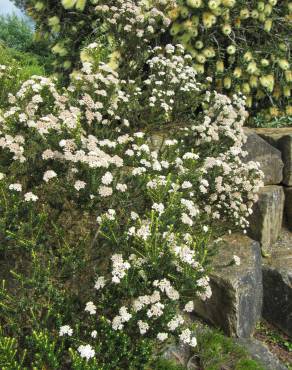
[284, 187, 292, 231]
[248, 185, 285, 252]
[163, 342, 191, 367]
[193, 234, 262, 338]
[243, 129, 283, 185]
[236, 338, 288, 370]
[262, 229, 292, 337]
[255, 128, 292, 186]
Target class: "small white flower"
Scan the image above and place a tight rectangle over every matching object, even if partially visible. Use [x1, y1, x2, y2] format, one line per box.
[181, 213, 193, 226]
[157, 332, 168, 341]
[184, 301, 194, 313]
[181, 181, 192, 189]
[98, 186, 113, 197]
[91, 330, 97, 338]
[85, 301, 96, 315]
[24, 192, 38, 202]
[190, 336, 197, 347]
[130, 211, 139, 220]
[0, 173, 5, 180]
[116, 183, 127, 192]
[9, 183, 22, 192]
[101, 171, 113, 185]
[233, 255, 241, 266]
[152, 202, 165, 215]
[74, 180, 86, 191]
[59, 325, 73, 337]
[137, 320, 149, 335]
[43, 170, 57, 183]
[94, 276, 106, 290]
[77, 344, 95, 360]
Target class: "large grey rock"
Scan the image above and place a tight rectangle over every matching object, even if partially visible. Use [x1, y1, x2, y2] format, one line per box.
[262, 228, 292, 336]
[236, 338, 288, 370]
[255, 128, 292, 186]
[193, 234, 262, 338]
[284, 187, 292, 231]
[243, 129, 283, 185]
[248, 185, 285, 252]
[162, 342, 191, 367]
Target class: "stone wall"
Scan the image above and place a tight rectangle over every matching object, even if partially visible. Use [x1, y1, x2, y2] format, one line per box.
[194, 128, 292, 341]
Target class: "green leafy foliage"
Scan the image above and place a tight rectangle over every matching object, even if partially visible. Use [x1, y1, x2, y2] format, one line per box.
[0, 14, 34, 52]
[0, 44, 47, 108]
[195, 328, 265, 370]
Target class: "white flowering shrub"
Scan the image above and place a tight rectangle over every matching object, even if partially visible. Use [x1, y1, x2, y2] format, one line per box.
[0, 40, 263, 366]
[0, 0, 265, 367]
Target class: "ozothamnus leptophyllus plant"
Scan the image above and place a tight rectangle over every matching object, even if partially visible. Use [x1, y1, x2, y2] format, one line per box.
[0, 43, 263, 366]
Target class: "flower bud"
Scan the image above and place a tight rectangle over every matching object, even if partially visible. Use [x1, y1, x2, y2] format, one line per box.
[168, 7, 180, 20]
[283, 86, 291, 97]
[224, 76, 232, 88]
[170, 22, 180, 35]
[196, 54, 206, 64]
[261, 59, 270, 67]
[221, 0, 235, 7]
[63, 60, 72, 69]
[258, 13, 266, 22]
[270, 107, 279, 117]
[240, 8, 250, 19]
[35, 2, 45, 10]
[52, 44, 68, 56]
[233, 67, 242, 78]
[264, 19, 272, 32]
[216, 60, 224, 73]
[191, 15, 200, 26]
[251, 10, 259, 18]
[186, 0, 202, 8]
[246, 62, 257, 74]
[285, 71, 292, 82]
[279, 43, 288, 51]
[195, 40, 204, 49]
[180, 6, 189, 18]
[212, 7, 223, 16]
[203, 12, 217, 28]
[221, 23, 232, 35]
[257, 2, 265, 11]
[249, 76, 258, 88]
[194, 63, 205, 73]
[286, 106, 292, 115]
[278, 59, 290, 70]
[61, 0, 76, 9]
[242, 83, 251, 94]
[260, 74, 274, 92]
[243, 51, 253, 62]
[273, 85, 281, 99]
[246, 96, 252, 107]
[48, 16, 60, 26]
[264, 4, 273, 15]
[221, 9, 230, 20]
[226, 45, 236, 55]
[208, 0, 221, 10]
[76, 0, 87, 11]
[269, 0, 277, 5]
[234, 18, 241, 28]
[203, 47, 215, 58]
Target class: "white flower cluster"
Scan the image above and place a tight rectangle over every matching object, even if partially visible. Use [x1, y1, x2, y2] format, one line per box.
[111, 254, 131, 283]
